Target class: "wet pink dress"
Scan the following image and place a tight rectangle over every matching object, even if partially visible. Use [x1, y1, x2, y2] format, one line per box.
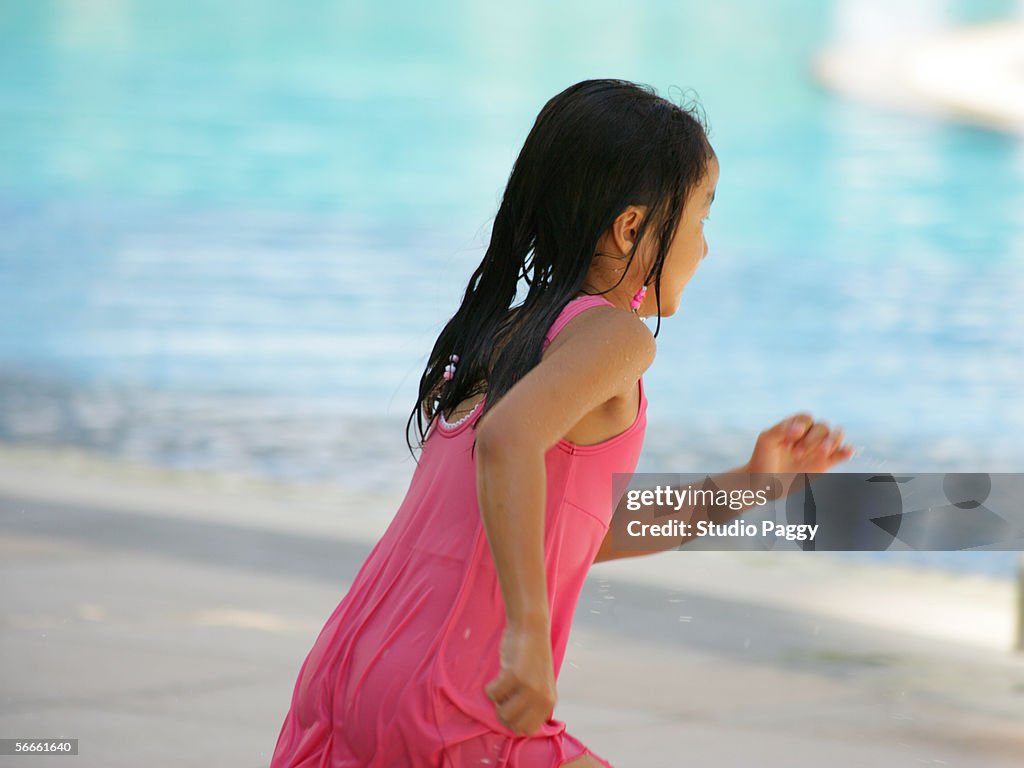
[269, 294, 647, 767]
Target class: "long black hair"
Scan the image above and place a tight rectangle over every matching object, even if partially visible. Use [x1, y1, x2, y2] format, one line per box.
[405, 78, 714, 460]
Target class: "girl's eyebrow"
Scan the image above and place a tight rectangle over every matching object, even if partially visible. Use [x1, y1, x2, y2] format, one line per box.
[706, 190, 716, 204]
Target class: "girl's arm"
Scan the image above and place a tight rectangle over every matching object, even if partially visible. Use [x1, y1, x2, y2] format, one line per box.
[593, 415, 854, 563]
[474, 306, 655, 735]
[593, 462, 755, 563]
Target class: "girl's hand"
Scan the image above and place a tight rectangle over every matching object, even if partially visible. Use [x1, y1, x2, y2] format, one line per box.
[748, 412, 855, 476]
[484, 623, 557, 736]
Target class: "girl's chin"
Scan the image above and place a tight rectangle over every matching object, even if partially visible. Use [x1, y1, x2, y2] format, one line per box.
[660, 294, 684, 317]
[644, 302, 680, 318]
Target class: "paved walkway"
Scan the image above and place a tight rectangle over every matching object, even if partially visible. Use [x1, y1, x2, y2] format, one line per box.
[2, 480, 1023, 767]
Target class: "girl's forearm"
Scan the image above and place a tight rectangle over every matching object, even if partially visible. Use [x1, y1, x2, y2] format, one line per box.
[596, 464, 789, 563]
[475, 436, 551, 630]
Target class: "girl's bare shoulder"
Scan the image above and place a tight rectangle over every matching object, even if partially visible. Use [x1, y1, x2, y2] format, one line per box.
[477, 306, 654, 452]
[543, 304, 656, 366]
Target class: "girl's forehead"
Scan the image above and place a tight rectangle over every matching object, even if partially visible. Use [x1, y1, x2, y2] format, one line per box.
[695, 161, 718, 194]
[706, 153, 720, 179]
[703, 159, 720, 195]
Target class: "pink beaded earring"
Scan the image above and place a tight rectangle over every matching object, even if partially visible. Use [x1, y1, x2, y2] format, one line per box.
[630, 284, 647, 315]
[442, 354, 459, 381]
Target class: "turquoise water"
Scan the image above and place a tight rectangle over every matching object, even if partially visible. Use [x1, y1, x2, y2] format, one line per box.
[1, 1, 1022, 577]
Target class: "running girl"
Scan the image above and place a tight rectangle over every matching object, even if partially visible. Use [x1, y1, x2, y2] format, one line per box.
[270, 77, 854, 767]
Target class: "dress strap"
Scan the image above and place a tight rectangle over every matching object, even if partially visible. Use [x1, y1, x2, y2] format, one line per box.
[542, 294, 616, 351]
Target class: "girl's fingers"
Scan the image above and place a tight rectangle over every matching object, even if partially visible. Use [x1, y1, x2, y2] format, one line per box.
[794, 422, 829, 455]
[783, 413, 814, 441]
[762, 413, 813, 444]
[833, 444, 856, 461]
[827, 431, 857, 460]
[485, 674, 515, 703]
[489, 678, 545, 735]
[759, 415, 855, 470]
[824, 427, 845, 455]
[496, 692, 530, 727]
[498, 697, 541, 735]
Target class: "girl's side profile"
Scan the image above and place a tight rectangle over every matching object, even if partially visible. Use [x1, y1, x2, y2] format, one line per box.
[269, 78, 854, 768]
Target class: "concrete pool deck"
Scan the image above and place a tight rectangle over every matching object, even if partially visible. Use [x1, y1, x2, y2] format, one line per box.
[1, 443, 1024, 766]
[814, 20, 1024, 136]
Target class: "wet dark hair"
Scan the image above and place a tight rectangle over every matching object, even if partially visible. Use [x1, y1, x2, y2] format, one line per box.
[405, 78, 714, 460]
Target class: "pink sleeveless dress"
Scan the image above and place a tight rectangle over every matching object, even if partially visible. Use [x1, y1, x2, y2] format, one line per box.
[269, 294, 648, 767]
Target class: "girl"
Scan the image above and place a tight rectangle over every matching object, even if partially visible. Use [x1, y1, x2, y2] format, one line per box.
[269, 78, 854, 767]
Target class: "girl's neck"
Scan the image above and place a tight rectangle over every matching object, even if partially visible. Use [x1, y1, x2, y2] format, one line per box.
[574, 289, 639, 316]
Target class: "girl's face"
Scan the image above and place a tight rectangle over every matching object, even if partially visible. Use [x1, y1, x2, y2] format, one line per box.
[643, 154, 719, 317]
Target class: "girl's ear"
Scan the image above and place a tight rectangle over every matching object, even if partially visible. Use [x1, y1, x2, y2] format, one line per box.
[612, 204, 647, 256]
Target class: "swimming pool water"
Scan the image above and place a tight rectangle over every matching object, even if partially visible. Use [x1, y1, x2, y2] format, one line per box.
[1, 0, 1022, 577]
